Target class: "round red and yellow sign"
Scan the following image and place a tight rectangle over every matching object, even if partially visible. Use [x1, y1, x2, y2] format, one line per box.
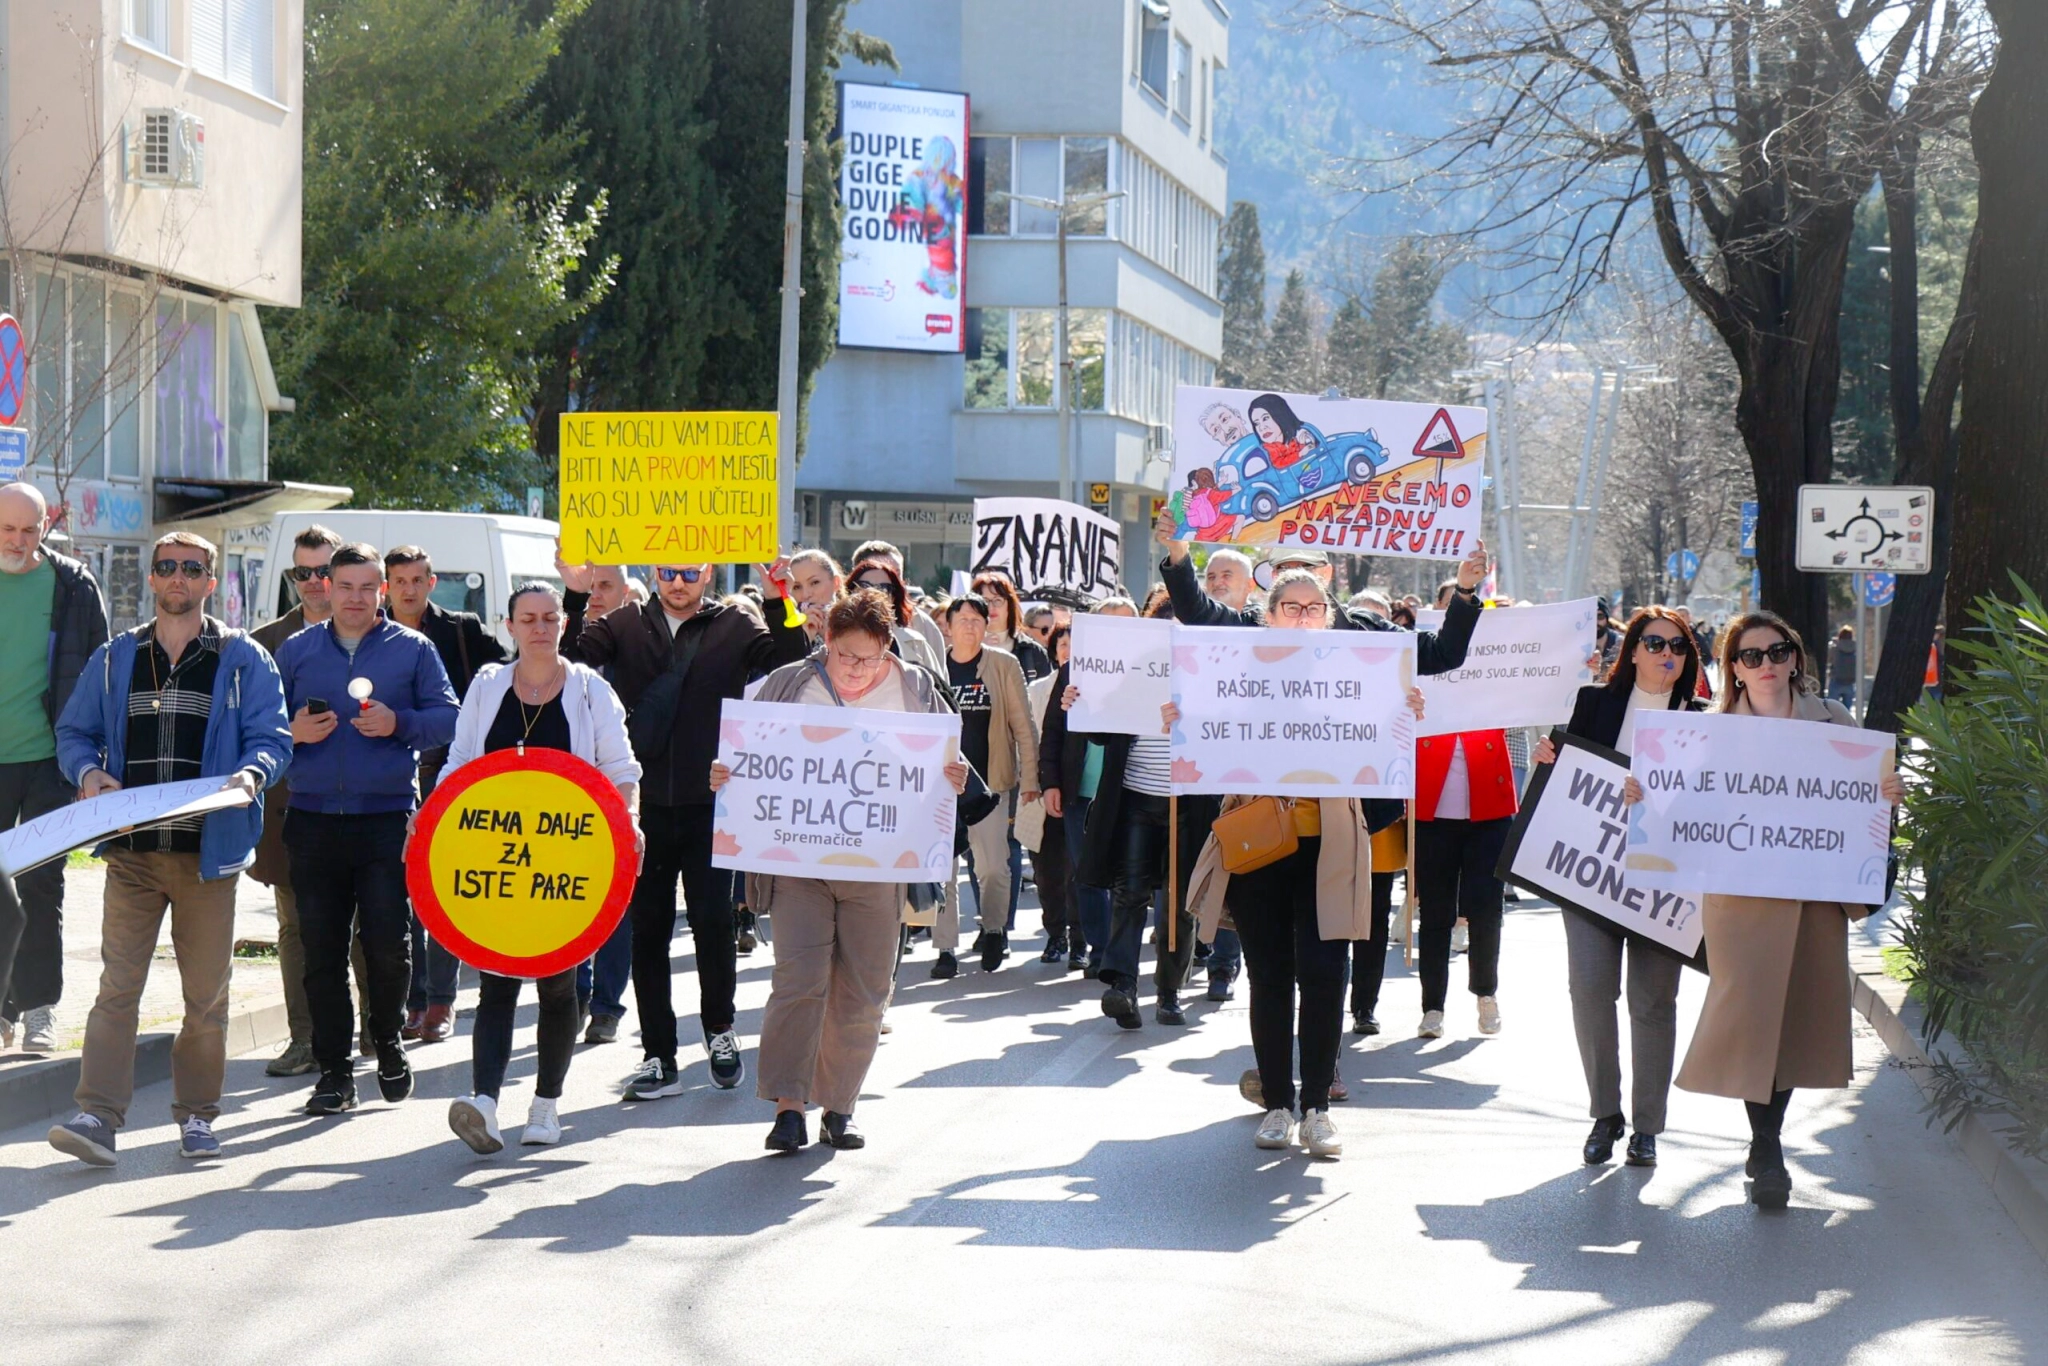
[406, 748, 639, 979]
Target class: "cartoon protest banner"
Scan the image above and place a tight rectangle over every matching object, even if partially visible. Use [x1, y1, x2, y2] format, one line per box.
[970, 497, 1122, 599]
[713, 700, 962, 883]
[1169, 384, 1486, 563]
[407, 749, 640, 979]
[1626, 712, 1896, 904]
[0, 776, 252, 877]
[836, 82, 970, 352]
[1412, 598, 1599, 736]
[1066, 614, 1173, 736]
[558, 411, 778, 564]
[1169, 625, 1417, 798]
[1498, 731, 1705, 963]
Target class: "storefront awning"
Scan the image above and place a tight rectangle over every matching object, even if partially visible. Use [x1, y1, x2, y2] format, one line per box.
[154, 479, 352, 531]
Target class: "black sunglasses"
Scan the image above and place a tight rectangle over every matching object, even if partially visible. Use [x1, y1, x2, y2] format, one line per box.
[1638, 632, 1691, 655]
[656, 567, 705, 584]
[1734, 641, 1799, 669]
[288, 564, 332, 583]
[152, 558, 210, 580]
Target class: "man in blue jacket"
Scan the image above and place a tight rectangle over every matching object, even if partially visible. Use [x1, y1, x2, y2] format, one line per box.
[274, 543, 459, 1115]
[45, 533, 291, 1167]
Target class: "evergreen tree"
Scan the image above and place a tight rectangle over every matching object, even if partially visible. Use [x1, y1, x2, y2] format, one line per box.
[1216, 201, 1267, 388]
[1323, 294, 1371, 400]
[1264, 269, 1321, 393]
[1361, 237, 1465, 400]
[267, 0, 609, 510]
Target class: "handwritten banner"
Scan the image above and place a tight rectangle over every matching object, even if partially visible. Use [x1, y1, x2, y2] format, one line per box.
[1169, 384, 1486, 563]
[713, 700, 962, 883]
[558, 411, 778, 564]
[1169, 625, 1417, 797]
[1626, 711, 1895, 904]
[0, 777, 252, 877]
[1413, 598, 1598, 736]
[970, 497, 1121, 598]
[1066, 614, 1173, 736]
[1498, 731, 1704, 961]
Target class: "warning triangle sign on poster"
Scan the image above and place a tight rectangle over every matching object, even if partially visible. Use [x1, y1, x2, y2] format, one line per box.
[1413, 407, 1463, 459]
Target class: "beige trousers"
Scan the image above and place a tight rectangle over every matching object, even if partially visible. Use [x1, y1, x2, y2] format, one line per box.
[755, 878, 903, 1114]
[76, 850, 238, 1129]
[932, 799, 1012, 952]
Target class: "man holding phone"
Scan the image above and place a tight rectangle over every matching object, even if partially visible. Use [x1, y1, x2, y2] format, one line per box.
[274, 544, 459, 1115]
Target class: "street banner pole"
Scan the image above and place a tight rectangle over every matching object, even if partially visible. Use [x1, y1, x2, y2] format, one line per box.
[773, 0, 807, 552]
[1167, 794, 1178, 955]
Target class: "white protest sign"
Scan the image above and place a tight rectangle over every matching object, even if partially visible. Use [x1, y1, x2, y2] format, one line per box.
[713, 700, 962, 884]
[1170, 625, 1417, 797]
[971, 497, 1122, 598]
[0, 777, 254, 877]
[1626, 711, 1895, 904]
[1067, 614, 1173, 736]
[1500, 732, 1703, 958]
[1414, 598, 1599, 736]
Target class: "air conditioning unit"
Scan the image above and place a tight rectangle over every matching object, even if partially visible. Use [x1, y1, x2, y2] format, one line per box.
[125, 109, 204, 189]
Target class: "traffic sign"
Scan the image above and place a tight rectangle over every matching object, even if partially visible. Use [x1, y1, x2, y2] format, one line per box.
[1861, 571, 1896, 608]
[1796, 484, 1933, 574]
[0, 427, 24, 481]
[0, 315, 25, 427]
[1739, 500, 1758, 558]
[1665, 548, 1700, 582]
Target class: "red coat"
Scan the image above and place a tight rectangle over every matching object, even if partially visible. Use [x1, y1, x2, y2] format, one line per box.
[1416, 730, 1518, 823]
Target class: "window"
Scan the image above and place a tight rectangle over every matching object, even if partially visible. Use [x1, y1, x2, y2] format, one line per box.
[1171, 35, 1194, 123]
[108, 293, 143, 479]
[1065, 139, 1110, 234]
[1198, 60, 1209, 144]
[191, 0, 276, 100]
[126, 0, 169, 52]
[1013, 139, 1060, 234]
[157, 296, 224, 479]
[70, 278, 106, 481]
[964, 308, 1111, 411]
[1119, 145, 1221, 294]
[1069, 309, 1107, 411]
[968, 137, 1011, 234]
[1109, 313, 1213, 426]
[1015, 312, 1056, 407]
[1137, 2, 1170, 100]
[965, 307, 1011, 410]
[227, 310, 265, 480]
[25, 269, 148, 484]
[969, 136, 1115, 238]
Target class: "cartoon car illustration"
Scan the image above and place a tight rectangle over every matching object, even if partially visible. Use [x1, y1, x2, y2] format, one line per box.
[1213, 425, 1388, 523]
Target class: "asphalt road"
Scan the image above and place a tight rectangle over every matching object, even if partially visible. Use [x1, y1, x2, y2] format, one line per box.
[1, 898, 2042, 1365]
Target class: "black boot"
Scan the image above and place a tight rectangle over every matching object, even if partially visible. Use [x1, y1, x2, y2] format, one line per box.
[1745, 1089, 1793, 1209]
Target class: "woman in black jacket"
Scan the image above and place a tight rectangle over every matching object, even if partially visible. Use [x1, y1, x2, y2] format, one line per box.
[1530, 605, 1704, 1170]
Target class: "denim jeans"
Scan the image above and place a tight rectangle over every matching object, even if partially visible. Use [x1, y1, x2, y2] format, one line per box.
[472, 969, 579, 1100]
[286, 809, 413, 1072]
[1230, 838, 1348, 1113]
[576, 911, 634, 1019]
[407, 913, 460, 1011]
[0, 758, 71, 1018]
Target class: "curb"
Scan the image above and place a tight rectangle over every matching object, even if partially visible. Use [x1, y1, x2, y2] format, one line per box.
[1852, 967, 2048, 1264]
[0, 994, 294, 1135]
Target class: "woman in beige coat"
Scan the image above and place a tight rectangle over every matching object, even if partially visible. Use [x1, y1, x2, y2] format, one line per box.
[1655, 611, 1904, 1210]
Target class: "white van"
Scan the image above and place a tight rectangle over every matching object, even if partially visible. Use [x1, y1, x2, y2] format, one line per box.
[252, 510, 562, 648]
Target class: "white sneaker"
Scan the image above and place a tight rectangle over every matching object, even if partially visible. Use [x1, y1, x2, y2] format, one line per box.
[1451, 922, 1469, 954]
[1254, 1108, 1297, 1150]
[22, 1006, 56, 1053]
[521, 1096, 562, 1146]
[1300, 1108, 1343, 1158]
[1477, 996, 1502, 1035]
[1418, 1009, 1446, 1039]
[448, 1094, 504, 1154]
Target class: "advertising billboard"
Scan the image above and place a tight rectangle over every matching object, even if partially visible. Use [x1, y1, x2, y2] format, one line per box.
[836, 82, 970, 353]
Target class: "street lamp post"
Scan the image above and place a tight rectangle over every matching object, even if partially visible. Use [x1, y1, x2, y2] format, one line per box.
[997, 189, 1124, 505]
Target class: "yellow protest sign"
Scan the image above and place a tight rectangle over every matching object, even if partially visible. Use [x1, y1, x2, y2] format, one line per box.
[558, 411, 778, 563]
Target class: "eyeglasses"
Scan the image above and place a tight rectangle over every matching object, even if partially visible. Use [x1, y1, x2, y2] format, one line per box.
[830, 647, 887, 671]
[656, 567, 705, 584]
[1274, 600, 1332, 622]
[152, 558, 209, 580]
[1638, 632, 1691, 655]
[1734, 641, 1799, 669]
[287, 564, 331, 583]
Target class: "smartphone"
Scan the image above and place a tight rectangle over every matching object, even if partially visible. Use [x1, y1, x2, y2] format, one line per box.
[308, 698, 330, 716]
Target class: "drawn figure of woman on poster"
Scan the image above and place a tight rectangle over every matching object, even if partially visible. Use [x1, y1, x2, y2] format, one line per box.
[886, 136, 964, 299]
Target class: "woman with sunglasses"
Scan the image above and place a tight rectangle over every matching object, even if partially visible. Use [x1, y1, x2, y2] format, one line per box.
[1662, 611, 1905, 1210]
[845, 560, 944, 677]
[712, 589, 970, 1152]
[971, 574, 1052, 684]
[1531, 605, 1702, 1169]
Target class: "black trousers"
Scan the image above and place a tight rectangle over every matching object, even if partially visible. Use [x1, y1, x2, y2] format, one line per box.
[1099, 792, 1206, 996]
[1349, 870, 1401, 1017]
[472, 969, 579, 1100]
[1230, 839, 1348, 1113]
[1035, 814, 1078, 944]
[0, 758, 71, 1018]
[287, 809, 412, 1072]
[1415, 816, 1510, 1013]
[631, 802, 735, 1065]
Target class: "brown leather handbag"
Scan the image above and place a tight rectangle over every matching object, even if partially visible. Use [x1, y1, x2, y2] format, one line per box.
[1213, 796, 1300, 875]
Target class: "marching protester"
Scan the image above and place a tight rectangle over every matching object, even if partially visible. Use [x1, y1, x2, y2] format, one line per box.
[1532, 605, 1703, 1168]
[1664, 611, 1905, 1210]
[1024, 628, 1075, 964]
[1827, 625, 1858, 709]
[46, 534, 291, 1165]
[385, 545, 509, 1042]
[846, 557, 945, 676]
[443, 584, 641, 1154]
[850, 540, 946, 661]
[1038, 602, 1138, 977]
[568, 563, 640, 1042]
[974, 573, 1053, 683]
[0, 482, 106, 1055]
[712, 588, 970, 1152]
[1193, 548, 1254, 1002]
[930, 593, 1036, 977]
[583, 565, 641, 621]
[275, 543, 461, 1115]
[558, 555, 806, 1099]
